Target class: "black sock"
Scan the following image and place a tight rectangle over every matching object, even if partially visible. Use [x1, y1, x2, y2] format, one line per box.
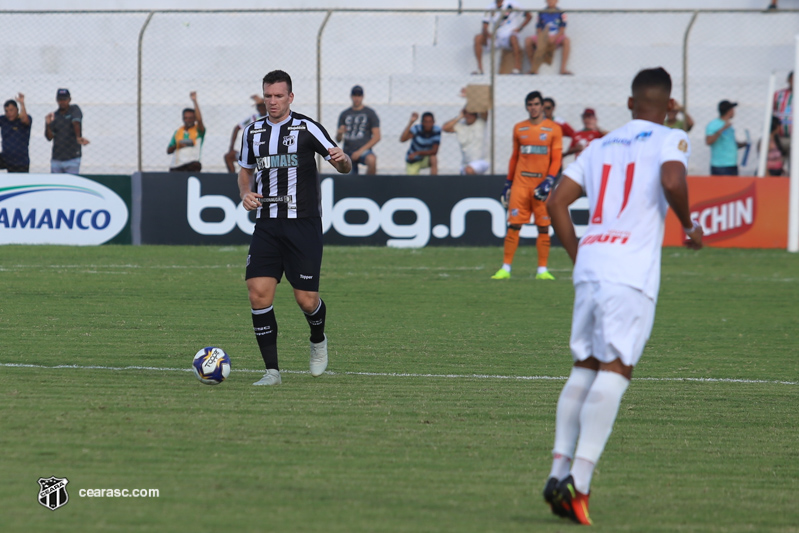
[304, 299, 326, 344]
[252, 306, 278, 370]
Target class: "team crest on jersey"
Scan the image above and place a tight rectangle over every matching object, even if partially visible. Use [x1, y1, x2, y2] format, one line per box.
[678, 139, 688, 152]
[282, 135, 296, 147]
[539, 133, 548, 141]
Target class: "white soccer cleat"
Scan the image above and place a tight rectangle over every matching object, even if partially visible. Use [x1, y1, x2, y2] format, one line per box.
[309, 335, 328, 377]
[253, 368, 281, 386]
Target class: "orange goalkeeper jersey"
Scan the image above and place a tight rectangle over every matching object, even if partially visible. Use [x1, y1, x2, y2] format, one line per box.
[507, 118, 563, 183]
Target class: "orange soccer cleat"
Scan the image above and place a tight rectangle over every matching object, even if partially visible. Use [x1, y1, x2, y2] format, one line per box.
[557, 475, 593, 525]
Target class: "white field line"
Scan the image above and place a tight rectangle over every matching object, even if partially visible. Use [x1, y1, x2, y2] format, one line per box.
[0, 362, 795, 386]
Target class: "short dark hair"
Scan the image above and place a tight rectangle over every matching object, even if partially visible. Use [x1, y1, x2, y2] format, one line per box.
[631, 67, 672, 96]
[182, 108, 195, 116]
[3, 99, 17, 109]
[263, 70, 293, 94]
[421, 112, 434, 121]
[525, 91, 543, 105]
[543, 97, 555, 107]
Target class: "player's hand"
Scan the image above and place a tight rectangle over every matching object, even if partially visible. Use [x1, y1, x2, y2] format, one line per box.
[328, 146, 347, 162]
[534, 175, 556, 201]
[190, 91, 197, 102]
[77, 137, 90, 146]
[16, 93, 24, 104]
[45, 112, 54, 125]
[241, 191, 263, 211]
[351, 149, 363, 161]
[683, 221, 704, 250]
[500, 180, 512, 209]
[410, 112, 419, 123]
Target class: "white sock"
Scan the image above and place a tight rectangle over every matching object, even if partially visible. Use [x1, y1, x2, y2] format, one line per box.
[537, 266, 548, 274]
[502, 263, 511, 273]
[572, 370, 630, 493]
[551, 366, 598, 479]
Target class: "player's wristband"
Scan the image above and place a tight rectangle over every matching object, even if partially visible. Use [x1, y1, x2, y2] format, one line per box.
[546, 175, 556, 181]
[683, 221, 700, 233]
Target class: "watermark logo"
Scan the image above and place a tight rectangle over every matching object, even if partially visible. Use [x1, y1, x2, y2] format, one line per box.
[38, 476, 69, 511]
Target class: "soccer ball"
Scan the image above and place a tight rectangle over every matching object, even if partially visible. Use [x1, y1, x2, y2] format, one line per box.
[192, 347, 231, 385]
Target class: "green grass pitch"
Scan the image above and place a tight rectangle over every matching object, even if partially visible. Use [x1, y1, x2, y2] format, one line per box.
[1, 245, 797, 532]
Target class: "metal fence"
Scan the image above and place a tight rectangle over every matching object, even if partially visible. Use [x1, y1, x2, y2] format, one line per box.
[0, 8, 796, 176]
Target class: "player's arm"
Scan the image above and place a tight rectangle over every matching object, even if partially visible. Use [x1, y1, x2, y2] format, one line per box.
[191, 92, 205, 134]
[239, 166, 261, 211]
[228, 124, 241, 153]
[327, 147, 352, 174]
[442, 112, 463, 133]
[661, 160, 703, 250]
[705, 122, 728, 145]
[17, 93, 30, 126]
[72, 113, 89, 146]
[535, 127, 562, 200]
[400, 113, 418, 142]
[167, 134, 176, 154]
[501, 130, 520, 207]
[547, 176, 583, 264]
[359, 127, 381, 152]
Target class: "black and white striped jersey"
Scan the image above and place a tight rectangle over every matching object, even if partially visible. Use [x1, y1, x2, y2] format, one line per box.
[238, 111, 336, 219]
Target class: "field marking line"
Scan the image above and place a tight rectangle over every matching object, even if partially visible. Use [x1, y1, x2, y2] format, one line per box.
[0, 362, 795, 386]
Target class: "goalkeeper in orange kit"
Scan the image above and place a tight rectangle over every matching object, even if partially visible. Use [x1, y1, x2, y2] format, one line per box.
[492, 90, 563, 280]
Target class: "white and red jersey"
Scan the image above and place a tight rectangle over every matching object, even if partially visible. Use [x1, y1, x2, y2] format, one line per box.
[563, 119, 690, 300]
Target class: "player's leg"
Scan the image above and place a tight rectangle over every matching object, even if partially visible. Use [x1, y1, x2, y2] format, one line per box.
[509, 33, 522, 73]
[284, 217, 329, 377]
[532, 197, 554, 279]
[247, 225, 285, 385]
[492, 185, 530, 279]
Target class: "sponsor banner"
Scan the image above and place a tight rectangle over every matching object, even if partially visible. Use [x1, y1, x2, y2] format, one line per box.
[132, 172, 591, 246]
[0, 174, 129, 245]
[664, 177, 789, 248]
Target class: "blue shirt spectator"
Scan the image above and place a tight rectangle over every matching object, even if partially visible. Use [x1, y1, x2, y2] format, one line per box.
[705, 100, 746, 175]
[400, 112, 441, 175]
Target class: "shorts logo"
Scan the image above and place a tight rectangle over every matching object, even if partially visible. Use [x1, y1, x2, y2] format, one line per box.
[38, 476, 69, 511]
[246, 254, 251, 267]
[299, 274, 313, 280]
[282, 135, 296, 147]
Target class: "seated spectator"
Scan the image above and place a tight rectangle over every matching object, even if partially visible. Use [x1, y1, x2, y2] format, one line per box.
[442, 108, 489, 175]
[665, 101, 695, 132]
[773, 71, 792, 171]
[705, 100, 747, 176]
[400, 112, 441, 175]
[225, 95, 266, 173]
[0, 94, 31, 173]
[336, 85, 381, 175]
[167, 91, 204, 172]
[525, 0, 572, 75]
[473, 0, 531, 75]
[564, 108, 606, 159]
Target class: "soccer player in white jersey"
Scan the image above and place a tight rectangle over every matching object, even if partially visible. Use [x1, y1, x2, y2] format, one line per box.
[542, 67, 704, 525]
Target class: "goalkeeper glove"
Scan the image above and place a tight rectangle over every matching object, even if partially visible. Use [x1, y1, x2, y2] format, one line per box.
[534, 175, 556, 201]
[500, 180, 512, 209]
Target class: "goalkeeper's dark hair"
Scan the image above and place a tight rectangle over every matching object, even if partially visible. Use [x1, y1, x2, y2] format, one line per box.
[631, 67, 672, 95]
[525, 91, 544, 105]
[263, 70, 293, 94]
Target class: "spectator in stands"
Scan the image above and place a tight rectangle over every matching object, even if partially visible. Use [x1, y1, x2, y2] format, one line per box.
[705, 100, 747, 176]
[167, 91, 205, 172]
[543, 97, 575, 140]
[767, 0, 778, 9]
[564, 108, 606, 159]
[761, 116, 787, 176]
[45, 88, 89, 175]
[473, 0, 532, 75]
[664, 101, 694, 132]
[0, 94, 32, 173]
[773, 71, 792, 171]
[442, 107, 489, 175]
[525, 0, 572, 75]
[225, 95, 267, 173]
[336, 85, 381, 175]
[400, 112, 441, 175]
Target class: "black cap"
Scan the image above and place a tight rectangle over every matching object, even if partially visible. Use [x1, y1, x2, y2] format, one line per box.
[56, 88, 71, 99]
[718, 100, 737, 116]
[351, 85, 364, 96]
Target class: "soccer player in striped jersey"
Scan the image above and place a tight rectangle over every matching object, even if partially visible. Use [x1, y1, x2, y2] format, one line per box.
[542, 67, 703, 525]
[238, 70, 351, 386]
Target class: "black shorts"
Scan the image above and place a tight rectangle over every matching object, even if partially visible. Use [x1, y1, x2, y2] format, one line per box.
[246, 217, 323, 292]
